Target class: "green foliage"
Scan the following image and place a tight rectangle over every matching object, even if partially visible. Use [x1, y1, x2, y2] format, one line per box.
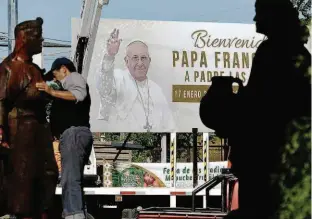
[276, 117, 311, 219]
[102, 133, 121, 141]
[128, 133, 162, 162]
[177, 133, 193, 162]
[275, 37, 311, 219]
[102, 133, 163, 162]
[101, 133, 207, 162]
[291, 0, 311, 24]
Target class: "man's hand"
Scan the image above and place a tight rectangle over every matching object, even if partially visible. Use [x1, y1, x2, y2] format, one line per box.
[0, 127, 9, 149]
[107, 28, 122, 57]
[36, 81, 52, 94]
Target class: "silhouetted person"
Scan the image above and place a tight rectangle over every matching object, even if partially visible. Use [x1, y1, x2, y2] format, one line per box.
[201, 0, 311, 218]
[0, 18, 58, 219]
[233, 0, 310, 218]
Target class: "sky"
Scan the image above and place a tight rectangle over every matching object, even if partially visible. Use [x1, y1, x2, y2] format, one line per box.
[0, 0, 255, 68]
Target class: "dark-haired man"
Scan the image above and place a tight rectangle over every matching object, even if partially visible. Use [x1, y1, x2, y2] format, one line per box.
[36, 57, 93, 219]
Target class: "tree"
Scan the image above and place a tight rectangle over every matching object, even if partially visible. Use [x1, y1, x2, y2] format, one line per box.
[291, 0, 311, 24]
[128, 133, 163, 162]
[101, 133, 163, 162]
[275, 3, 311, 219]
[276, 117, 311, 219]
[100, 132, 207, 163]
[177, 133, 193, 162]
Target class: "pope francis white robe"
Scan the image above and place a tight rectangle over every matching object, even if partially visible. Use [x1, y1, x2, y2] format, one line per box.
[95, 54, 176, 132]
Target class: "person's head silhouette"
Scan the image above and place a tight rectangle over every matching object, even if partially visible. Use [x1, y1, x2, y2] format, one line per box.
[254, 0, 309, 43]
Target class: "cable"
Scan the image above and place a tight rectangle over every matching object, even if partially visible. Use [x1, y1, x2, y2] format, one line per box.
[44, 38, 71, 43]
[44, 51, 71, 56]
[0, 32, 71, 43]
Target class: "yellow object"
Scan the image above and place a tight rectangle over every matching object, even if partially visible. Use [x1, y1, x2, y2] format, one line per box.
[53, 141, 62, 173]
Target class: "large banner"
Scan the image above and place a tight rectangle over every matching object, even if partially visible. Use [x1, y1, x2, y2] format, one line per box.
[71, 18, 265, 132]
[102, 161, 227, 189]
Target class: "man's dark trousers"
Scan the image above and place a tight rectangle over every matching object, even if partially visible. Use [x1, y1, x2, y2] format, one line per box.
[60, 126, 93, 219]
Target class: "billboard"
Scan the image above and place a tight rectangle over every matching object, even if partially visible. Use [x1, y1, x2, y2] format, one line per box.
[102, 161, 227, 189]
[71, 18, 265, 133]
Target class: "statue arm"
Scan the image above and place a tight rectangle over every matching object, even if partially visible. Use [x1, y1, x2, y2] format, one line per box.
[0, 102, 6, 129]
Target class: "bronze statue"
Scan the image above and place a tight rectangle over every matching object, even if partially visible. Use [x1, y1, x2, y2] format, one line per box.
[0, 17, 58, 219]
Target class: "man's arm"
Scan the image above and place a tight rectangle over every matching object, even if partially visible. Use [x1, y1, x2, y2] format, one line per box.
[49, 90, 77, 101]
[56, 73, 87, 102]
[36, 83, 78, 101]
[37, 73, 87, 102]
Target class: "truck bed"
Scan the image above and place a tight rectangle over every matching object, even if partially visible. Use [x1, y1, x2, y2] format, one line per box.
[137, 207, 227, 219]
[137, 170, 237, 219]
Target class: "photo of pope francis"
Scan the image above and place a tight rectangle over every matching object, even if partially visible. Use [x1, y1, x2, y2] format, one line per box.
[95, 28, 176, 132]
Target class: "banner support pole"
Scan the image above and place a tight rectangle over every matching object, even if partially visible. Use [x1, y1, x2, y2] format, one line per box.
[170, 132, 177, 207]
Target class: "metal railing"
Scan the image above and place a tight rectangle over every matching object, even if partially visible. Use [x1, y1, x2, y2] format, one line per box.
[191, 168, 237, 212]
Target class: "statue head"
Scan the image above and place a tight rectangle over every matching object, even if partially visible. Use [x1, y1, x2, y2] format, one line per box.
[14, 17, 44, 56]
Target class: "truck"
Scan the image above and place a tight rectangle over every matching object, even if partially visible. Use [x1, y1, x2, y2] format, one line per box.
[51, 132, 237, 218]
[37, 1, 239, 218]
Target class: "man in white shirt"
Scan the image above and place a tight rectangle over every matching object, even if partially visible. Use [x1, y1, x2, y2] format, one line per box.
[95, 29, 176, 132]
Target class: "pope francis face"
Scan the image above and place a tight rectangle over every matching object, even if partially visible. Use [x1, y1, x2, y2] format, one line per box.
[125, 41, 151, 82]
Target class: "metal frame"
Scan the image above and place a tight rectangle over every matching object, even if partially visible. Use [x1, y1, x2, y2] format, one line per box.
[192, 168, 237, 213]
[170, 133, 177, 207]
[192, 128, 198, 188]
[73, 0, 108, 78]
[113, 133, 132, 161]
